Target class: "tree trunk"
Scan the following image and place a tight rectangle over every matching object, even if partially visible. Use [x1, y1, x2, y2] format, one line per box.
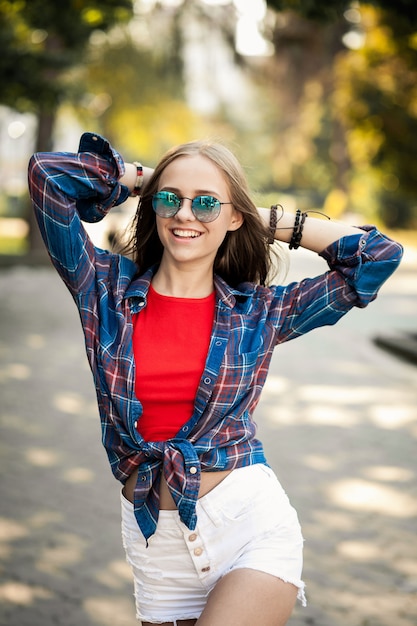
[27, 107, 57, 262]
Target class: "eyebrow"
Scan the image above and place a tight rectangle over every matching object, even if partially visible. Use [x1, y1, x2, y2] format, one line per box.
[160, 186, 222, 197]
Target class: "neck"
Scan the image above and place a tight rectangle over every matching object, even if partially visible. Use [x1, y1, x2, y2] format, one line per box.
[152, 262, 215, 298]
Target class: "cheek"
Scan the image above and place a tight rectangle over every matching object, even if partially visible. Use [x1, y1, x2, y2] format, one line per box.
[155, 217, 165, 241]
[209, 223, 231, 249]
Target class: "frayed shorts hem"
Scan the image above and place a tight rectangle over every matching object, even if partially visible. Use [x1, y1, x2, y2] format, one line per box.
[121, 464, 306, 623]
[135, 570, 306, 624]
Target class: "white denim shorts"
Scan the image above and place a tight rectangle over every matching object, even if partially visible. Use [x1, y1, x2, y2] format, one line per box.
[121, 463, 306, 624]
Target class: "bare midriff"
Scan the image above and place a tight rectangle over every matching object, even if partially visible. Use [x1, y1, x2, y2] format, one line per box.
[123, 467, 233, 509]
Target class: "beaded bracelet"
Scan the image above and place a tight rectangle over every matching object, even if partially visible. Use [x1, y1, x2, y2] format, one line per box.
[290, 209, 332, 249]
[129, 161, 144, 197]
[289, 209, 301, 249]
[289, 209, 307, 250]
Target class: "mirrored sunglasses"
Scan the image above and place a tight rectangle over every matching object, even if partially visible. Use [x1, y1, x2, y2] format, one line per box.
[152, 191, 232, 223]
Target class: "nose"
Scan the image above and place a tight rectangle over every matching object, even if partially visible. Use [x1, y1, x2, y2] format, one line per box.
[176, 197, 195, 221]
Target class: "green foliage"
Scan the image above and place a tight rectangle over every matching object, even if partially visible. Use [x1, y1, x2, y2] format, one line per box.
[1, 0, 416, 230]
[0, 0, 133, 113]
[78, 10, 200, 162]
[260, 0, 417, 226]
[76, 1, 247, 165]
[332, 5, 417, 226]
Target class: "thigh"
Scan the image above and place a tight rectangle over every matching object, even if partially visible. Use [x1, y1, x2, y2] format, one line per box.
[196, 568, 298, 626]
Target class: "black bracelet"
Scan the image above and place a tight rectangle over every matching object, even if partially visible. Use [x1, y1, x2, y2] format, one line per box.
[289, 209, 302, 249]
[289, 209, 330, 250]
[293, 211, 307, 249]
[289, 210, 307, 250]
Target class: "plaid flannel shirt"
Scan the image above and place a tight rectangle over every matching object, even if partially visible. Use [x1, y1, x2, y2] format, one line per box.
[28, 133, 403, 540]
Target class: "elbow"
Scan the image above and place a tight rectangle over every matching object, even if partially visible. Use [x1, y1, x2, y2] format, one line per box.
[28, 153, 45, 192]
[28, 152, 55, 199]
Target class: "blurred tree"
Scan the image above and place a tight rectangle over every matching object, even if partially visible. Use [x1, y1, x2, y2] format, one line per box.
[0, 0, 133, 254]
[79, 0, 243, 163]
[333, 5, 417, 226]
[261, 0, 417, 226]
[0, 0, 133, 150]
[81, 3, 196, 162]
[248, 9, 349, 208]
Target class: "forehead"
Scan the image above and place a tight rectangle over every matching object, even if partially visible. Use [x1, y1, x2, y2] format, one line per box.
[159, 154, 229, 193]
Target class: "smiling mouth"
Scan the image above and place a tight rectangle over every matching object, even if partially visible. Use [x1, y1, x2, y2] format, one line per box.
[172, 229, 202, 239]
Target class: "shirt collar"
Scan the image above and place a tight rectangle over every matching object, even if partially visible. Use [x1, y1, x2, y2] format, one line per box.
[124, 267, 256, 311]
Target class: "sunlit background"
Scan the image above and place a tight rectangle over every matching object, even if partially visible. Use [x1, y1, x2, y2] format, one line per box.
[0, 2, 416, 626]
[0, 0, 417, 255]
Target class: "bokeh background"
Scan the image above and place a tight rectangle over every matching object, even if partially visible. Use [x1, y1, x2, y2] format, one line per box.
[0, 1, 416, 625]
[1, 0, 417, 255]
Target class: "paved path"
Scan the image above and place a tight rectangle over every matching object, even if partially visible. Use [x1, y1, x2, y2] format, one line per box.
[0, 244, 416, 626]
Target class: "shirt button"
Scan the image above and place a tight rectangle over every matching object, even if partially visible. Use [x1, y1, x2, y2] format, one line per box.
[141, 475, 147, 482]
[204, 377, 211, 385]
[134, 421, 138, 429]
[182, 425, 189, 432]
[194, 547, 203, 556]
[215, 340, 222, 346]
[201, 566, 211, 572]
[188, 533, 197, 542]
[138, 300, 145, 307]
[189, 466, 197, 475]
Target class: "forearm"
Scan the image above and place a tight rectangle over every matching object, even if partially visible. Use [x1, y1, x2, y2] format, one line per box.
[121, 161, 361, 252]
[258, 207, 363, 253]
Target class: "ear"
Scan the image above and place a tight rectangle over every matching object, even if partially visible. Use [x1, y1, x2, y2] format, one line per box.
[228, 209, 244, 232]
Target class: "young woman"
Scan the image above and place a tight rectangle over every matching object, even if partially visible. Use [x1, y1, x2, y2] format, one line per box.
[28, 132, 402, 626]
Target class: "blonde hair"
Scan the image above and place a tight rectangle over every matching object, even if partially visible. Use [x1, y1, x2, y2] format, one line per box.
[126, 140, 279, 287]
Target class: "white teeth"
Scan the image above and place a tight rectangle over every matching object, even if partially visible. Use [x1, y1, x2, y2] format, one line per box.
[172, 229, 201, 238]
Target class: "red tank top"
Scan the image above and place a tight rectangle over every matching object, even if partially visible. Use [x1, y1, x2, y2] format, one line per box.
[132, 284, 215, 441]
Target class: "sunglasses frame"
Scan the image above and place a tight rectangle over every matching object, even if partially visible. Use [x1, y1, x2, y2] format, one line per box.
[152, 191, 232, 223]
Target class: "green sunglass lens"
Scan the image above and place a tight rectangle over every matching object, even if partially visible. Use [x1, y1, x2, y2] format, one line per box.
[192, 196, 221, 222]
[153, 192, 180, 216]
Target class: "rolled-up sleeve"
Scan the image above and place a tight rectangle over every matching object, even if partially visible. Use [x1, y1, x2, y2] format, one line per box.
[75, 132, 130, 223]
[319, 225, 403, 309]
[28, 133, 130, 295]
[273, 226, 403, 342]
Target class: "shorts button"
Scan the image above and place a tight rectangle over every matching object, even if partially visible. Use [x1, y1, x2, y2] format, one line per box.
[189, 466, 197, 475]
[188, 533, 197, 542]
[194, 547, 203, 556]
[201, 566, 211, 572]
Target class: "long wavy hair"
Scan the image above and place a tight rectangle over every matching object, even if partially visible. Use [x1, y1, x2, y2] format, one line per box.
[124, 140, 280, 287]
